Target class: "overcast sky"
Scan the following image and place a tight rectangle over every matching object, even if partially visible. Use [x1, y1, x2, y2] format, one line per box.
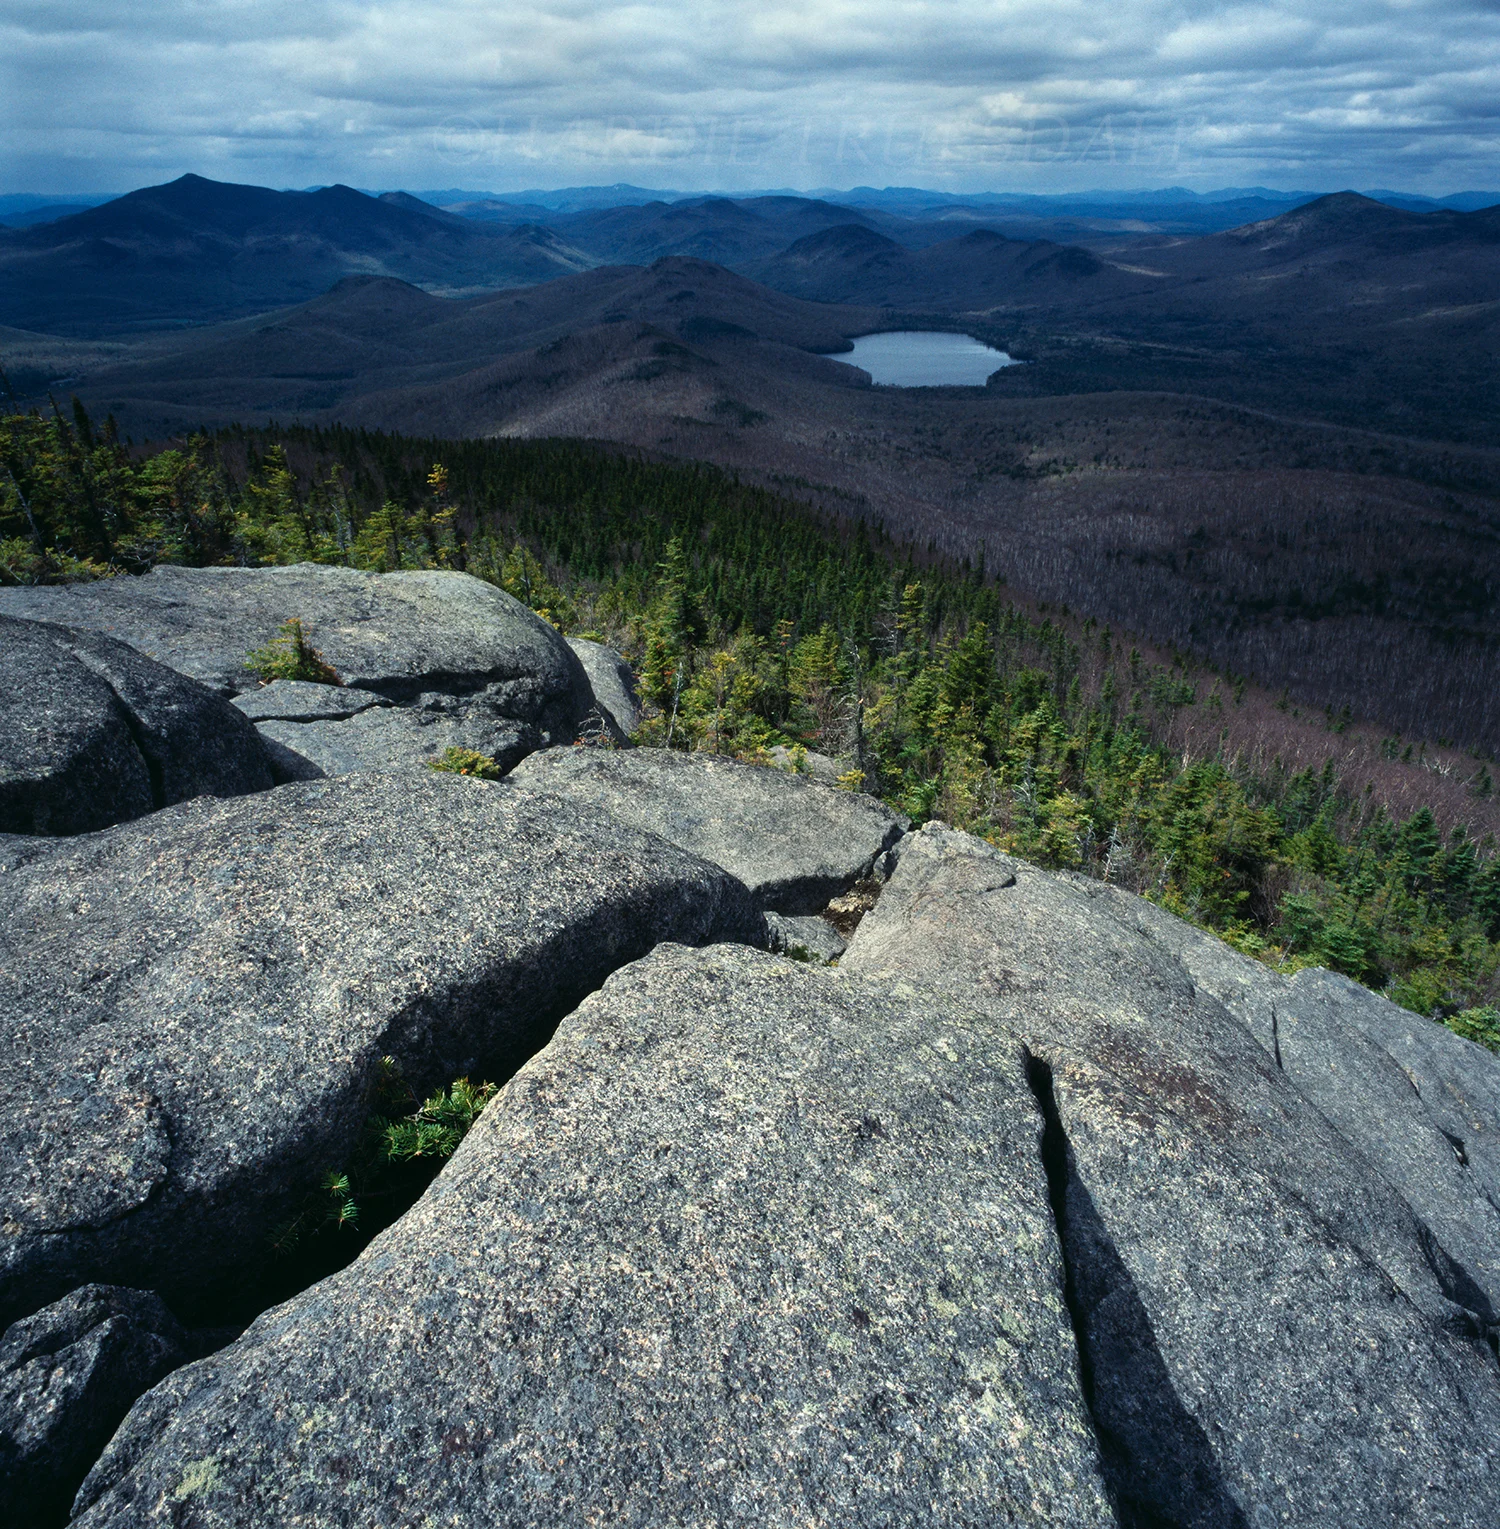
[5, 0, 1499, 195]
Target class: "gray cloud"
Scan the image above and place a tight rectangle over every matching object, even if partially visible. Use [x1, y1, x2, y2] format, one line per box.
[3, 0, 1498, 193]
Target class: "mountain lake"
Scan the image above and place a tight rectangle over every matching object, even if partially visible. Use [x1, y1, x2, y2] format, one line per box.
[846, 331, 1020, 386]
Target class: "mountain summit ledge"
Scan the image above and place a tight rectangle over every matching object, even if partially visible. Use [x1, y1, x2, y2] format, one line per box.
[1, 566, 1497, 1527]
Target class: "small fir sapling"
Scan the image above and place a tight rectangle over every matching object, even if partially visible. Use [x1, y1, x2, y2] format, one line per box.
[245, 617, 342, 685]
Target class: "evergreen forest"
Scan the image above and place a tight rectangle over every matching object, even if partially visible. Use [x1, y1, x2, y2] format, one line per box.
[4, 404, 1497, 1047]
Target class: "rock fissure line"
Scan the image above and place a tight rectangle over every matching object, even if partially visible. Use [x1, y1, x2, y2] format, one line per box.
[1022, 1046, 1251, 1529]
[211, 920, 770, 1330]
[1270, 1006, 1284, 1071]
[1021, 1047, 1133, 1528]
[111, 704, 167, 812]
[1413, 1222, 1500, 1364]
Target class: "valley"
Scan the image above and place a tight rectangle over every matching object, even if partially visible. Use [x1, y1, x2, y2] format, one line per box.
[3, 174, 1498, 758]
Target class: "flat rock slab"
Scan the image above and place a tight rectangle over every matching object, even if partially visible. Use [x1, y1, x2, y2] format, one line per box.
[74, 944, 1116, 1529]
[230, 680, 387, 723]
[0, 566, 591, 733]
[254, 698, 541, 779]
[0, 614, 273, 836]
[511, 747, 906, 912]
[0, 774, 762, 1325]
[843, 823, 1500, 1529]
[567, 637, 641, 738]
[1298, 966, 1500, 1222]
[1099, 888, 1500, 1312]
[0, 1284, 187, 1527]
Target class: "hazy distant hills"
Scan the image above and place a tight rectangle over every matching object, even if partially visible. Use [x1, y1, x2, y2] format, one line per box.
[480, 179, 1500, 248]
[0, 173, 1129, 334]
[730, 193, 1500, 444]
[61, 258, 878, 433]
[1163, 190, 1500, 270]
[51, 189, 1500, 465]
[408, 179, 1500, 229]
[738, 192, 1500, 318]
[3, 172, 1495, 446]
[1104, 192, 1500, 348]
[0, 175, 596, 333]
[993, 191, 1500, 441]
[8, 179, 1495, 445]
[8, 173, 1498, 366]
[543, 196, 886, 266]
[745, 224, 1153, 307]
[0, 192, 118, 229]
[0, 204, 98, 230]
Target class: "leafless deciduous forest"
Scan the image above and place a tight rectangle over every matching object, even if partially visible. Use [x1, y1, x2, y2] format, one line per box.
[11, 188, 1496, 759]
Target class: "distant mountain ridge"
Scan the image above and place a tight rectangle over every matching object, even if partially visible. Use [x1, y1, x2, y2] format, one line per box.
[0, 204, 99, 230]
[1215, 189, 1500, 254]
[0, 192, 117, 216]
[6, 181, 1500, 452]
[402, 182, 1500, 214]
[6, 174, 1499, 333]
[0, 175, 596, 333]
[541, 196, 884, 266]
[745, 222, 1144, 307]
[0, 173, 1142, 333]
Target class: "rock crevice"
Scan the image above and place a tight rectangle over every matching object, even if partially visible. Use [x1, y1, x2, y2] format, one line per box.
[112, 702, 169, 811]
[0, 774, 765, 1329]
[1025, 1048, 1251, 1529]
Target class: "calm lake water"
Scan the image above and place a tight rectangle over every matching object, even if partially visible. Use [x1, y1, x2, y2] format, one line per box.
[846, 331, 1020, 386]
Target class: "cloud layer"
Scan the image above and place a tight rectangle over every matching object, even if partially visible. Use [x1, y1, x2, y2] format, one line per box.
[5, 0, 1499, 193]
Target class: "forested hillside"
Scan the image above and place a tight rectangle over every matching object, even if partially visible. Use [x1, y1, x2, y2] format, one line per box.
[3, 405, 1496, 1038]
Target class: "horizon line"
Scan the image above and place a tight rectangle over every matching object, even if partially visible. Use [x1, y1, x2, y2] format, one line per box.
[6, 176, 1500, 203]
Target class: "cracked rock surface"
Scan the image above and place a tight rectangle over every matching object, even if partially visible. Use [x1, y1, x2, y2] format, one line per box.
[252, 689, 544, 779]
[0, 773, 763, 1327]
[71, 943, 1117, 1529]
[842, 823, 1500, 1528]
[0, 564, 590, 716]
[0, 615, 274, 836]
[229, 680, 387, 723]
[511, 746, 907, 912]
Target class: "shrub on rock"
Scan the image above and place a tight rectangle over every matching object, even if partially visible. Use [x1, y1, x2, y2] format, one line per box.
[426, 746, 503, 779]
[242, 617, 341, 685]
